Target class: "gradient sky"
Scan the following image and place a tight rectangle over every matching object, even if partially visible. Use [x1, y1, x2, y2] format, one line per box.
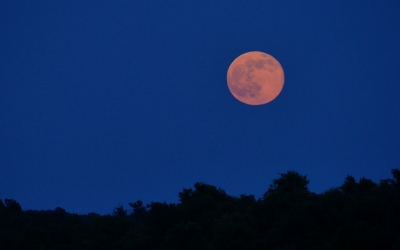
[1, 1, 400, 215]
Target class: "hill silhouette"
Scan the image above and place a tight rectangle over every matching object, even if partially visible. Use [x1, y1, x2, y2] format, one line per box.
[1, 169, 400, 249]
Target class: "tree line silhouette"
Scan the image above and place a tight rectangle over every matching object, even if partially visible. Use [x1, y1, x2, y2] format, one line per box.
[1, 169, 400, 249]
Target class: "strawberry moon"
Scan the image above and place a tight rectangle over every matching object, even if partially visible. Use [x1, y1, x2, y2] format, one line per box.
[227, 51, 284, 105]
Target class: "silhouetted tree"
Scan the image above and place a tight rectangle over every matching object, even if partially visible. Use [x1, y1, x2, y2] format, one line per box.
[263, 170, 310, 199]
[178, 182, 227, 204]
[358, 177, 377, 193]
[129, 200, 147, 220]
[391, 168, 400, 192]
[178, 188, 193, 204]
[340, 176, 378, 195]
[340, 175, 358, 194]
[4, 198, 22, 213]
[392, 168, 400, 182]
[146, 201, 178, 243]
[112, 205, 127, 217]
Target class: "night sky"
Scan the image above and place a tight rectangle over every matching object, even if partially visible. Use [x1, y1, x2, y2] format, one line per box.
[1, 1, 399, 215]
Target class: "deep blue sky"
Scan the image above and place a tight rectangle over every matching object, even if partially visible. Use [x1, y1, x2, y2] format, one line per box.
[1, 1, 399, 215]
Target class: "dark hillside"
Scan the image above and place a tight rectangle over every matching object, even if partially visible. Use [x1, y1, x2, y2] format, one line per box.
[1, 169, 400, 249]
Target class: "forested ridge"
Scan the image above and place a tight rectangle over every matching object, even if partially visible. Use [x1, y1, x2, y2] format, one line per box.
[1, 169, 400, 249]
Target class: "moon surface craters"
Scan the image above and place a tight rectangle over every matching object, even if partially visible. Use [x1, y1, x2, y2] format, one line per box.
[227, 51, 284, 105]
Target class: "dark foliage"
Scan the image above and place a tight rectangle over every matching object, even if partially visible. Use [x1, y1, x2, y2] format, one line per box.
[1, 169, 400, 249]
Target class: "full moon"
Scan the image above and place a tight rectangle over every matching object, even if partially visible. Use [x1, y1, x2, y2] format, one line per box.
[227, 51, 284, 105]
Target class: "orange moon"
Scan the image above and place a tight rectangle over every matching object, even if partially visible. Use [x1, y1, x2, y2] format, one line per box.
[227, 51, 284, 105]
